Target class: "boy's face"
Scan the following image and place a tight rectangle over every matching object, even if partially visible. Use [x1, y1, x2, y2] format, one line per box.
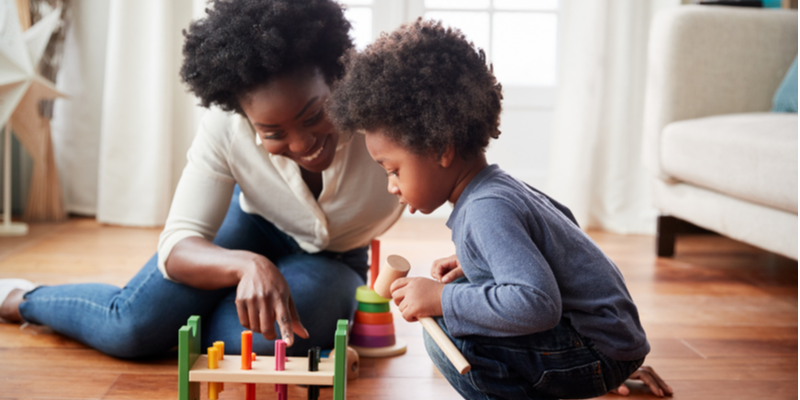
[365, 131, 453, 214]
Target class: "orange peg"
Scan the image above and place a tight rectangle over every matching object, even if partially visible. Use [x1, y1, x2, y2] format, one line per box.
[241, 331, 253, 370]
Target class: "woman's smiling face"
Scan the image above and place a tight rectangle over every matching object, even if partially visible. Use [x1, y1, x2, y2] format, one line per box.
[239, 67, 339, 173]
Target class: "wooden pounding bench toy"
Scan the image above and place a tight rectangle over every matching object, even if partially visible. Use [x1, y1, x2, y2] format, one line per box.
[178, 316, 349, 400]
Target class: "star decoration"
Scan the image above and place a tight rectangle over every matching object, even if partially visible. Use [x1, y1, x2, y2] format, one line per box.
[0, 0, 64, 130]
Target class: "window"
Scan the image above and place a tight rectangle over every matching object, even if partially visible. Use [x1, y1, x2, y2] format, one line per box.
[341, 0, 374, 50]
[422, 0, 558, 86]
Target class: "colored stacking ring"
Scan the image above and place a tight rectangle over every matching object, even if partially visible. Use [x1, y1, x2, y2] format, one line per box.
[350, 332, 396, 348]
[358, 302, 390, 313]
[353, 322, 394, 336]
[355, 285, 390, 304]
[354, 310, 393, 325]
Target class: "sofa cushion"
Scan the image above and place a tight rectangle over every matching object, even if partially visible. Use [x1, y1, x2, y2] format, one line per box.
[661, 112, 798, 214]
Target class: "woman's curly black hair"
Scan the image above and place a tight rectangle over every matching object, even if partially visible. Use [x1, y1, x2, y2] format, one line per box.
[181, 0, 353, 113]
[328, 18, 502, 159]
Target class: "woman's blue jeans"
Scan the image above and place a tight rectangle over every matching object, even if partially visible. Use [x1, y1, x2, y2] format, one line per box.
[424, 314, 644, 399]
[19, 187, 368, 358]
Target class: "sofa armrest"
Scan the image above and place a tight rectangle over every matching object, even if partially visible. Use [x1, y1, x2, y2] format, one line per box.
[642, 5, 797, 179]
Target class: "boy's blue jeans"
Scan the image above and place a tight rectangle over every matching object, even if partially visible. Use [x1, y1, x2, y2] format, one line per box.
[425, 315, 644, 399]
[19, 187, 368, 358]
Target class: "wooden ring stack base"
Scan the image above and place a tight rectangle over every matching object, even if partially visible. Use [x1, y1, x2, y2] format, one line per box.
[350, 285, 407, 357]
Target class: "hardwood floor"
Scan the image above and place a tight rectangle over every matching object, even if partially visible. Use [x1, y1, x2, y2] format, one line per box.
[0, 217, 796, 399]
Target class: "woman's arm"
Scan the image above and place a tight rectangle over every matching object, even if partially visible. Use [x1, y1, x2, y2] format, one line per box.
[165, 236, 309, 346]
[160, 110, 308, 345]
[165, 236, 250, 290]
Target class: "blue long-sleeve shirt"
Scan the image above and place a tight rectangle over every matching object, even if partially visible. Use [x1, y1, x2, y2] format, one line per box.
[441, 165, 650, 361]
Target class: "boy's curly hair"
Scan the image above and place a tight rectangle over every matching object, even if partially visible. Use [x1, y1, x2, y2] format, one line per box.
[328, 18, 502, 159]
[180, 0, 353, 113]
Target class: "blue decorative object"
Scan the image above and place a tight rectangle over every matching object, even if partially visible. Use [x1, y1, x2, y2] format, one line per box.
[772, 56, 798, 113]
[762, 0, 783, 7]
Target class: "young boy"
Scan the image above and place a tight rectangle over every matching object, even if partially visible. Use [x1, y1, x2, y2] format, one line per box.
[329, 19, 672, 399]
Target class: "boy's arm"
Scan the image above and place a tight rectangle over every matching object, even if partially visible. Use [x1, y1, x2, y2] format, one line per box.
[442, 198, 563, 337]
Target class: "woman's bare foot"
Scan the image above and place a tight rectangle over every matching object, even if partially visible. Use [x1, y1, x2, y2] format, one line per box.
[0, 289, 25, 323]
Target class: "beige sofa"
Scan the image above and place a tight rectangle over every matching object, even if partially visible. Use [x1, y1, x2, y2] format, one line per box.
[643, 5, 798, 260]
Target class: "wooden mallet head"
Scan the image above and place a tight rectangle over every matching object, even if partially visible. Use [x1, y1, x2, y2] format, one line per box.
[373, 255, 411, 299]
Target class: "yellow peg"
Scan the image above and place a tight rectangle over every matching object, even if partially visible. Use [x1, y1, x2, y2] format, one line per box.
[213, 341, 225, 360]
[208, 382, 219, 400]
[207, 347, 219, 369]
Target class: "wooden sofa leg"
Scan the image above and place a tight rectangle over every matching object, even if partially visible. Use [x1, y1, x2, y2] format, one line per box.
[656, 215, 717, 257]
[656, 215, 677, 257]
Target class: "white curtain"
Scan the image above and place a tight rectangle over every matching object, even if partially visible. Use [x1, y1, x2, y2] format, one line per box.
[51, 0, 206, 226]
[546, 0, 679, 234]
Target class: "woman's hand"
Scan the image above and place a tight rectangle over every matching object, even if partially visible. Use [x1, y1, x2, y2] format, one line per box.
[390, 277, 445, 322]
[431, 254, 465, 284]
[235, 254, 309, 346]
[165, 237, 309, 345]
[611, 365, 673, 397]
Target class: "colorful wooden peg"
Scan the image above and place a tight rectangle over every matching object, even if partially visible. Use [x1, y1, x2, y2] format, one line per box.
[207, 347, 219, 369]
[308, 347, 320, 371]
[213, 341, 224, 359]
[307, 346, 320, 400]
[275, 340, 287, 400]
[206, 347, 223, 395]
[245, 383, 255, 400]
[241, 331, 252, 370]
[207, 382, 219, 400]
[369, 239, 380, 289]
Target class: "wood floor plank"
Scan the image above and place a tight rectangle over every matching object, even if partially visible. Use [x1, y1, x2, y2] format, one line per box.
[679, 338, 798, 359]
[632, 358, 797, 381]
[1, 369, 120, 399]
[0, 323, 88, 349]
[0, 348, 175, 374]
[589, 380, 799, 400]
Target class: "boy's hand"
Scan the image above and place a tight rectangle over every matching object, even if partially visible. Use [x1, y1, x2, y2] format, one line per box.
[431, 254, 465, 283]
[611, 365, 673, 397]
[390, 277, 445, 322]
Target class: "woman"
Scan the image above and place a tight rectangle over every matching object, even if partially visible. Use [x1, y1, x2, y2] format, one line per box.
[0, 0, 403, 357]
